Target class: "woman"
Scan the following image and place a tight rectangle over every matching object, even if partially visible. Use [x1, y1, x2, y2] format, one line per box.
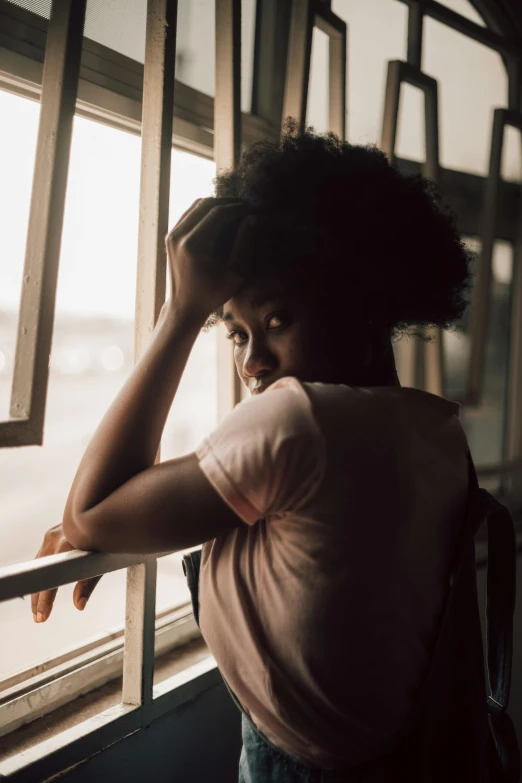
[33, 125, 506, 781]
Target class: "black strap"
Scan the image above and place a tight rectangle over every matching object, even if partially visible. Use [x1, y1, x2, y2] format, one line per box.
[359, 451, 520, 781]
[447, 451, 519, 781]
[476, 477, 519, 780]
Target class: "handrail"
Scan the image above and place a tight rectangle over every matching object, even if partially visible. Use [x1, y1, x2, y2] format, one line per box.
[1, 453, 520, 603]
[0, 550, 148, 603]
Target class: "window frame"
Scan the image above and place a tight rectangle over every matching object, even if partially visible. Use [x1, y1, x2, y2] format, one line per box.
[0, 0, 522, 776]
[0, 597, 199, 739]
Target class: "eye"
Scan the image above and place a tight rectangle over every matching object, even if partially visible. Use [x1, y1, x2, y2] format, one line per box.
[226, 329, 248, 346]
[266, 311, 290, 330]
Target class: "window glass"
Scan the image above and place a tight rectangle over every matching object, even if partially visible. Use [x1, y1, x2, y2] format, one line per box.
[306, 26, 330, 134]
[424, 18, 510, 177]
[175, 0, 257, 112]
[331, 2, 512, 178]
[0, 90, 216, 680]
[332, 0, 408, 146]
[396, 82, 426, 163]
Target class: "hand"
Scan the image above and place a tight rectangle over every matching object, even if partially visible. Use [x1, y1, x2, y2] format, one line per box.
[166, 197, 257, 322]
[31, 524, 101, 623]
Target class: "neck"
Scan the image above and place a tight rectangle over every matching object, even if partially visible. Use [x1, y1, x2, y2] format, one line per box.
[370, 333, 400, 385]
[344, 333, 400, 388]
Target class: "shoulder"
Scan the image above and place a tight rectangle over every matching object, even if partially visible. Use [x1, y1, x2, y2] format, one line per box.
[226, 378, 323, 458]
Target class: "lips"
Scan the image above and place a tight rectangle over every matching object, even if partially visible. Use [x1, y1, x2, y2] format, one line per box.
[250, 381, 271, 395]
[249, 375, 283, 394]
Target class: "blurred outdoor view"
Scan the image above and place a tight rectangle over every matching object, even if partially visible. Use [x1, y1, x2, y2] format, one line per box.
[0, 90, 218, 678]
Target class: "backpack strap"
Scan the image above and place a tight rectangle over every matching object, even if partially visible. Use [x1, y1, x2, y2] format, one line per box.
[466, 452, 520, 782]
[356, 450, 520, 782]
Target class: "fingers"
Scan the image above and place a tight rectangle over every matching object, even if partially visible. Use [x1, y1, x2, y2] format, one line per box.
[228, 215, 258, 277]
[33, 587, 59, 623]
[170, 198, 204, 234]
[182, 204, 252, 272]
[73, 575, 102, 611]
[167, 197, 247, 243]
[31, 524, 76, 623]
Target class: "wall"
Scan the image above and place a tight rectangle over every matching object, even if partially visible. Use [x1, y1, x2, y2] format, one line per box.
[54, 681, 242, 783]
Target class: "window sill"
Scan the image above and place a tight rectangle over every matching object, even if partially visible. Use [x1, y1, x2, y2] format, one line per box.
[0, 603, 201, 740]
[0, 636, 218, 778]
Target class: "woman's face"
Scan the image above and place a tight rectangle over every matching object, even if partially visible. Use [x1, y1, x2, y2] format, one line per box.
[222, 273, 348, 394]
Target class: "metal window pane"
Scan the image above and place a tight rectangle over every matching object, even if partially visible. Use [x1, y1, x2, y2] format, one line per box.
[466, 110, 522, 404]
[0, 0, 86, 448]
[174, 0, 256, 113]
[435, 0, 486, 26]
[332, 0, 407, 145]
[285, 1, 346, 137]
[461, 240, 514, 487]
[306, 25, 329, 133]
[0, 91, 39, 421]
[158, 148, 217, 625]
[283, 0, 313, 131]
[424, 17, 509, 178]
[0, 106, 140, 680]
[0, 94, 220, 679]
[215, 0, 242, 418]
[381, 58, 444, 396]
[121, 0, 179, 711]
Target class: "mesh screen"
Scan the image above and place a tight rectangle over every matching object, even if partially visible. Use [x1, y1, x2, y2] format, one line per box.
[84, 0, 147, 63]
[4, 0, 256, 107]
[5, 0, 147, 63]
[5, 0, 51, 18]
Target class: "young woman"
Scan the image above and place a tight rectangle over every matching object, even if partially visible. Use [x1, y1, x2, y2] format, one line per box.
[33, 125, 509, 781]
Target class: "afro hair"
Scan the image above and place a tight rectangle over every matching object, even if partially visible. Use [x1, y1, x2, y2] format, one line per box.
[209, 119, 473, 338]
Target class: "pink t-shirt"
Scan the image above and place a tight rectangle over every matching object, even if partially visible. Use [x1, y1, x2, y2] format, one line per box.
[195, 377, 469, 769]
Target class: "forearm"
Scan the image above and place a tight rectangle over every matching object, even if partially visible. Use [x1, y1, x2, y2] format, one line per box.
[63, 299, 204, 523]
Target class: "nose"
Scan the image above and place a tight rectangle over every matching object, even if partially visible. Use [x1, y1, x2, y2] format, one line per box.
[242, 335, 278, 382]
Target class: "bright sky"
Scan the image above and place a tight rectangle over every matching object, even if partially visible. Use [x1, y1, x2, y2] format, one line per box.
[0, 90, 216, 319]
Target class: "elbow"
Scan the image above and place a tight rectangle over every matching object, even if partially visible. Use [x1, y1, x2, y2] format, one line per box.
[62, 508, 98, 552]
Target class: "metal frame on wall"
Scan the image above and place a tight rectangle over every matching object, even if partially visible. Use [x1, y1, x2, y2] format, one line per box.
[380, 52, 444, 397]
[1, 0, 86, 448]
[283, 0, 347, 139]
[215, 0, 243, 419]
[467, 105, 522, 405]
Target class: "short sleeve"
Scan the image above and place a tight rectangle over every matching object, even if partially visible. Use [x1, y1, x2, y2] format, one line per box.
[195, 377, 326, 525]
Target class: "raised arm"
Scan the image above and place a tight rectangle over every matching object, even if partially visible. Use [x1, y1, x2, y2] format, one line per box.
[32, 198, 255, 620]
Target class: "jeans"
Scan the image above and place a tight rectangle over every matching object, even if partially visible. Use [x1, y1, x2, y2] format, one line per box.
[238, 711, 369, 783]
